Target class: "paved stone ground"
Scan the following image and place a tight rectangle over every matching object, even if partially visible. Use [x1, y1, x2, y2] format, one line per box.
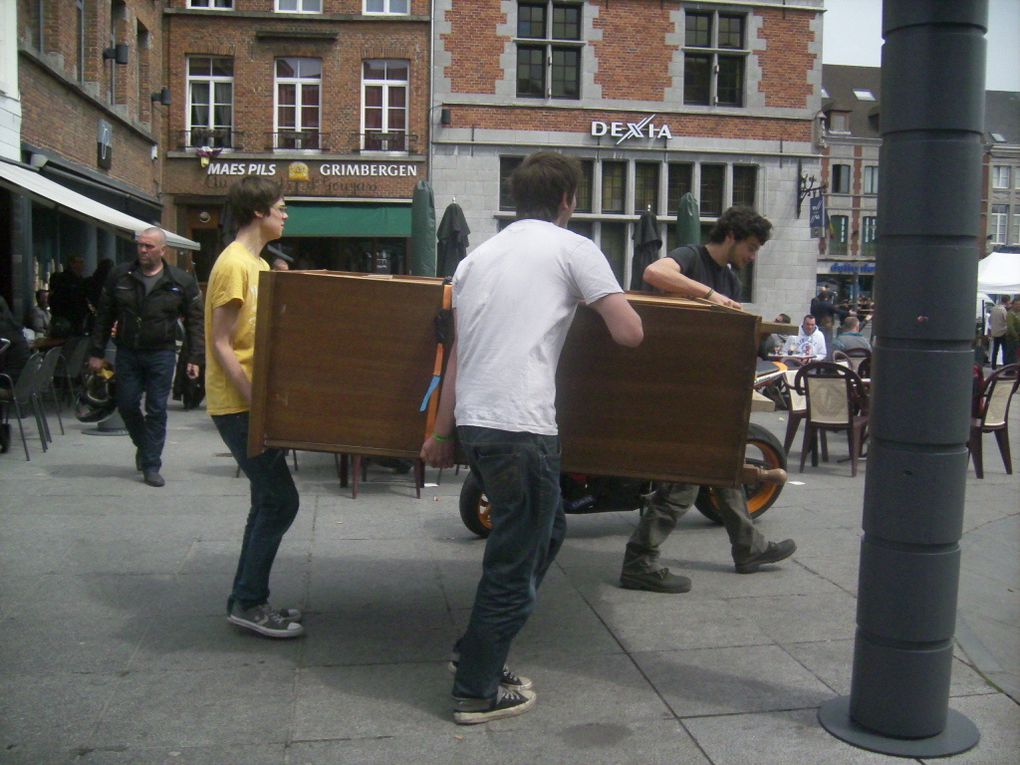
[0, 398, 1017, 764]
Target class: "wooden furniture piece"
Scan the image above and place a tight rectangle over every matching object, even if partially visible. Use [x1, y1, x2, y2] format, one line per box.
[968, 363, 1019, 478]
[248, 271, 759, 489]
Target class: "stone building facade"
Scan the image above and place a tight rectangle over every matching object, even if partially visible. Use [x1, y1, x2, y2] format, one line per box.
[429, 0, 826, 320]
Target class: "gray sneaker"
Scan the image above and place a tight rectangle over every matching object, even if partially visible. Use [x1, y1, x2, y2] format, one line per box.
[453, 686, 536, 725]
[228, 603, 305, 638]
[273, 606, 303, 623]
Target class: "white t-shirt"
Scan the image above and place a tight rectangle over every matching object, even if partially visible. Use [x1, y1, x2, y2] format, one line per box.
[786, 328, 827, 360]
[452, 219, 622, 435]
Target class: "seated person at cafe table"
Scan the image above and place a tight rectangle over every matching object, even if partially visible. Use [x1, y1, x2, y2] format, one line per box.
[782, 314, 826, 362]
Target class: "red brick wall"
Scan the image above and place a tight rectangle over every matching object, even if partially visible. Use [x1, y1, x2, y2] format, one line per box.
[442, 0, 508, 95]
[591, 0, 677, 101]
[757, 8, 817, 109]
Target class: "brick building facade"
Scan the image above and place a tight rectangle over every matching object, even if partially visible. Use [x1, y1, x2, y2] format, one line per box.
[161, 0, 432, 280]
[2, 0, 179, 318]
[430, 0, 825, 320]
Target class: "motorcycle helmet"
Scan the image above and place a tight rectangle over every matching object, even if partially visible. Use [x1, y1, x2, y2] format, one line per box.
[76, 368, 116, 423]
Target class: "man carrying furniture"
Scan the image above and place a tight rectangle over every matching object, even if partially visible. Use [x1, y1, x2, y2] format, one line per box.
[619, 206, 796, 594]
[421, 151, 644, 724]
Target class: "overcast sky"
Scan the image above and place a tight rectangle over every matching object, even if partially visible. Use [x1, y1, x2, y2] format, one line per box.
[822, 0, 1020, 92]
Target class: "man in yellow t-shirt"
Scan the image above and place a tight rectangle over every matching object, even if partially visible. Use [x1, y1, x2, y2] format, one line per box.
[206, 177, 303, 639]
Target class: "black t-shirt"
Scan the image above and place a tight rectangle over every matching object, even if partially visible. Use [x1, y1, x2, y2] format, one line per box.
[667, 244, 741, 300]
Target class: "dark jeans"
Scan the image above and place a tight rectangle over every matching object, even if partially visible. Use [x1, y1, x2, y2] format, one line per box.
[990, 336, 1006, 369]
[115, 347, 176, 471]
[212, 411, 300, 613]
[452, 426, 565, 701]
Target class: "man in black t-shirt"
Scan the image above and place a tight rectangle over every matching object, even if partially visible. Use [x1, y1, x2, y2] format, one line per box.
[620, 207, 797, 593]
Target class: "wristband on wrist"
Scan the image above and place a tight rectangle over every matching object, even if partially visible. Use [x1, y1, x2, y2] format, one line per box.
[704, 288, 715, 299]
[432, 432, 453, 443]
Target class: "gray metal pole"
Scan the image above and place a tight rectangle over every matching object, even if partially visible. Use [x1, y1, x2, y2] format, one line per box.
[818, 1, 984, 757]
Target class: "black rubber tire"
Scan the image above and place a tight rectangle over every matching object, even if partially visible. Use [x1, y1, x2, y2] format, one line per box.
[695, 422, 787, 524]
[459, 470, 492, 538]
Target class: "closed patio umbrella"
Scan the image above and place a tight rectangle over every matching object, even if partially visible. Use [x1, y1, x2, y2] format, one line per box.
[436, 201, 470, 278]
[410, 180, 437, 276]
[630, 209, 661, 291]
[675, 191, 701, 247]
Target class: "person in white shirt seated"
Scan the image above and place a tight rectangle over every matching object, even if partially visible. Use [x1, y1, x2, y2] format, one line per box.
[783, 314, 826, 361]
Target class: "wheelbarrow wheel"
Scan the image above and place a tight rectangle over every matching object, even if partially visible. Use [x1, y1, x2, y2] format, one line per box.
[459, 470, 492, 538]
[695, 423, 786, 525]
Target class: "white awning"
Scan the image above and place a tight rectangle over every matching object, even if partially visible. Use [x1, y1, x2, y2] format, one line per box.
[0, 160, 200, 251]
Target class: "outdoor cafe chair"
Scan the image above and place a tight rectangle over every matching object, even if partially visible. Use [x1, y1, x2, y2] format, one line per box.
[55, 335, 90, 406]
[781, 369, 808, 454]
[794, 361, 870, 477]
[0, 352, 48, 460]
[968, 363, 1019, 478]
[36, 345, 65, 439]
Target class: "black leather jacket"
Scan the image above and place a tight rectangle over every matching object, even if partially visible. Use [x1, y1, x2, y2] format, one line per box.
[90, 259, 204, 363]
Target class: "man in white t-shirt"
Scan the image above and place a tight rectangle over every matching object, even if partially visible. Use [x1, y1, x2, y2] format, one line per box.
[421, 152, 643, 725]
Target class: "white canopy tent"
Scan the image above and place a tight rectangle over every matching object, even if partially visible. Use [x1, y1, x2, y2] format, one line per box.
[977, 251, 1020, 295]
[0, 160, 199, 251]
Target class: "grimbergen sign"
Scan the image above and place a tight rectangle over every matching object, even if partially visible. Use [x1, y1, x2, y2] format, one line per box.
[205, 161, 419, 178]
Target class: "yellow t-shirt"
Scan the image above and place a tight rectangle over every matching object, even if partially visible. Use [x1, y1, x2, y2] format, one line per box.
[204, 241, 268, 415]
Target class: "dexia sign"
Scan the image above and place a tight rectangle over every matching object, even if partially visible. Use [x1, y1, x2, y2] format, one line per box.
[590, 115, 673, 144]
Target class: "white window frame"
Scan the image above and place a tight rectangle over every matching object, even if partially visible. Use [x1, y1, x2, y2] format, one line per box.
[188, 0, 234, 8]
[832, 164, 851, 195]
[991, 165, 1010, 190]
[1013, 214, 1020, 245]
[274, 58, 322, 151]
[990, 204, 1009, 244]
[862, 166, 879, 195]
[275, 0, 322, 14]
[364, 0, 410, 14]
[186, 56, 234, 149]
[361, 59, 409, 153]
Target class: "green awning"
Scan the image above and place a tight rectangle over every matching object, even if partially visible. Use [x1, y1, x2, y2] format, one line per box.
[283, 202, 411, 237]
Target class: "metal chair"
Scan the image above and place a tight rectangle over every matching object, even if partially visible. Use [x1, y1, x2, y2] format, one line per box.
[36, 345, 65, 439]
[795, 361, 870, 477]
[968, 363, 1019, 478]
[0, 352, 48, 460]
[55, 336, 91, 406]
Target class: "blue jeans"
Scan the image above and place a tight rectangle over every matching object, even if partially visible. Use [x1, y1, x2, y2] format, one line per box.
[453, 426, 565, 701]
[115, 347, 176, 471]
[212, 411, 300, 612]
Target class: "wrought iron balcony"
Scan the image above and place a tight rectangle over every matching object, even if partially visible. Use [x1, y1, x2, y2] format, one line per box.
[178, 127, 239, 151]
[268, 130, 326, 152]
[353, 131, 418, 154]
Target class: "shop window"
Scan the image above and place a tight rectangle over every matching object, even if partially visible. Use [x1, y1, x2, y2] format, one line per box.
[832, 164, 851, 194]
[732, 165, 757, 208]
[276, 58, 322, 150]
[683, 11, 746, 107]
[861, 216, 878, 256]
[599, 222, 626, 287]
[575, 160, 593, 213]
[187, 57, 234, 149]
[863, 166, 879, 195]
[499, 156, 524, 211]
[276, 0, 322, 13]
[666, 163, 693, 214]
[362, 59, 408, 152]
[700, 164, 725, 217]
[829, 214, 849, 255]
[634, 163, 659, 214]
[992, 166, 1010, 190]
[601, 162, 625, 214]
[365, 0, 409, 13]
[990, 204, 1008, 244]
[516, 1, 582, 100]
